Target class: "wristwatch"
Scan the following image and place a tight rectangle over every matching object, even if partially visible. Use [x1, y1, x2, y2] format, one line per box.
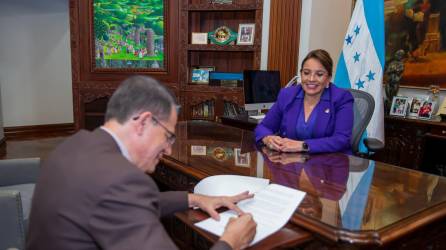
[302, 142, 309, 152]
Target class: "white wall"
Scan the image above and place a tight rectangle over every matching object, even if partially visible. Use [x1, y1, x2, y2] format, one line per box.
[260, 0, 271, 70]
[298, 0, 352, 74]
[0, 0, 73, 127]
[298, 0, 446, 108]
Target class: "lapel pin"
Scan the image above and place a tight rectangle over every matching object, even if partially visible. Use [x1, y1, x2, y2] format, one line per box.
[325, 108, 330, 114]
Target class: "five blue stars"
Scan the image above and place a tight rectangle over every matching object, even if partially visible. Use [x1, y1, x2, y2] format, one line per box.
[353, 52, 361, 62]
[345, 35, 353, 45]
[366, 70, 375, 81]
[354, 25, 361, 36]
[356, 78, 365, 89]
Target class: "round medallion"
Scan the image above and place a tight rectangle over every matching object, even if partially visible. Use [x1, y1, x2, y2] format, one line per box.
[212, 147, 228, 161]
[208, 26, 237, 45]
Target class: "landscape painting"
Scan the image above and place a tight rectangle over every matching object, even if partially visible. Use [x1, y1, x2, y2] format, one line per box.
[384, 0, 446, 88]
[93, 0, 165, 70]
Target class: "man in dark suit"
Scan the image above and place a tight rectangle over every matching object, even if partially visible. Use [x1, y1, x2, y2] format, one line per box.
[27, 76, 256, 250]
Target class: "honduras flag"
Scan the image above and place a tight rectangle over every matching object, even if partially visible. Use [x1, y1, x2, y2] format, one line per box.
[334, 0, 385, 152]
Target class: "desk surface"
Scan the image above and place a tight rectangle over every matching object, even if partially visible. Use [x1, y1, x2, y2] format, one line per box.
[160, 121, 446, 246]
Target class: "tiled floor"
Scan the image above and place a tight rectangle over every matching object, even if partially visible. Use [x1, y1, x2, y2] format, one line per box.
[0, 137, 66, 160]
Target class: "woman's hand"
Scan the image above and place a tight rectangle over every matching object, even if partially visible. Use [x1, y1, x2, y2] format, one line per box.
[267, 152, 308, 164]
[262, 135, 282, 151]
[278, 138, 305, 152]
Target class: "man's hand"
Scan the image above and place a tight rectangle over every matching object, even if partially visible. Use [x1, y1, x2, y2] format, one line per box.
[188, 191, 254, 220]
[220, 214, 257, 250]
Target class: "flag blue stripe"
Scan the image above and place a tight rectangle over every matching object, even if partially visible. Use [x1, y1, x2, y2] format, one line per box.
[358, 131, 368, 153]
[363, 0, 385, 68]
[342, 161, 375, 230]
[334, 52, 352, 88]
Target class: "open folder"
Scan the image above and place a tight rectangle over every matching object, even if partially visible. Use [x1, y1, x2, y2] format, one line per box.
[193, 175, 306, 246]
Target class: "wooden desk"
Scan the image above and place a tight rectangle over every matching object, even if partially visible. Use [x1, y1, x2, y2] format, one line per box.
[153, 121, 446, 249]
[221, 114, 446, 174]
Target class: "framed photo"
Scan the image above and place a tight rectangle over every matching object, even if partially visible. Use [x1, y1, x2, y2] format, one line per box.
[384, 1, 446, 88]
[191, 145, 207, 156]
[92, 0, 165, 70]
[407, 96, 426, 118]
[237, 23, 255, 45]
[191, 32, 208, 45]
[389, 96, 409, 117]
[190, 66, 215, 84]
[418, 101, 436, 119]
[234, 148, 250, 167]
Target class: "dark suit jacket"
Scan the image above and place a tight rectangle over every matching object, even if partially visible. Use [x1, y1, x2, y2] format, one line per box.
[27, 129, 230, 250]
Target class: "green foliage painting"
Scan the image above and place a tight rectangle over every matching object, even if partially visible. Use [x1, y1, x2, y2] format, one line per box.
[93, 0, 164, 69]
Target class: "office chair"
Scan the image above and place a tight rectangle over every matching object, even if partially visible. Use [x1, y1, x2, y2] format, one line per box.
[0, 158, 40, 250]
[348, 89, 384, 156]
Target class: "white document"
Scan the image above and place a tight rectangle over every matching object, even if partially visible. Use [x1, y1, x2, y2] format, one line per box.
[194, 175, 306, 246]
[194, 175, 270, 196]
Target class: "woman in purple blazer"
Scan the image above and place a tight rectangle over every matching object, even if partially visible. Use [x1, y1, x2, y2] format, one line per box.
[255, 49, 354, 154]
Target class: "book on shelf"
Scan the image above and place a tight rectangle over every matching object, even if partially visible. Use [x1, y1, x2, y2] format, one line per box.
[203, 102, 209, 117]
[192, 101, 215, 119]
[209, 72, 243, 87]
[223, 102, 240, 117]
[193, 175, 306, 246]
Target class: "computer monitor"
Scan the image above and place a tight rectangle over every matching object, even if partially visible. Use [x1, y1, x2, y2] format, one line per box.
[243, 70, 281, 114]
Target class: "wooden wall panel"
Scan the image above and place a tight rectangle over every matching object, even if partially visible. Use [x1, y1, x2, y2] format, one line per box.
[267, 0, 301, 87]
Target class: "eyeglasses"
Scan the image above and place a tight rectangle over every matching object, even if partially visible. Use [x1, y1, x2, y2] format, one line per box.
[133, 115, 176, 145]
[151, 116, 176, 145]
[300, 69, 328, 80]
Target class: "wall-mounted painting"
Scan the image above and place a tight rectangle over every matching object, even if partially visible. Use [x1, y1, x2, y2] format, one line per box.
[384, 0, 446, 88]
[92, 0, 165, 70]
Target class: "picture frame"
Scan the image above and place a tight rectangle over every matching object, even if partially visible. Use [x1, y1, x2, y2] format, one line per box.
[92, 0, 166, 70]
[191, 145, 207, 156]
[418, 100, 436, 120]
[190, 66, 215, 84]
[191, 32, 208, 45]
[234, 148, 250, 167]
[438, 98, 446, 119]
[407, 96, 426, 118]
[389, 96, 410, 117]
[237, 23, 255, 45]
[384, 0, 446, 88]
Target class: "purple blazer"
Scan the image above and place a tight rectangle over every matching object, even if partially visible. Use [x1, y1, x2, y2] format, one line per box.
[255, 83, 354, 154]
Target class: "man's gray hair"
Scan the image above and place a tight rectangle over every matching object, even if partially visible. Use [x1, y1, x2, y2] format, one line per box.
[105, 75, 177, 123]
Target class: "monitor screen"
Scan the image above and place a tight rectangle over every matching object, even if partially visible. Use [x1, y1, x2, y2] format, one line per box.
[243, 70, 281, 112]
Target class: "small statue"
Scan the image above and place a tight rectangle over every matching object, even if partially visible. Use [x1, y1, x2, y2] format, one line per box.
[385, 50, 405, 113]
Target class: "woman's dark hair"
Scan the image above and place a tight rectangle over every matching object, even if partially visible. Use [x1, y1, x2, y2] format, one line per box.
[300, 49, 333, 76]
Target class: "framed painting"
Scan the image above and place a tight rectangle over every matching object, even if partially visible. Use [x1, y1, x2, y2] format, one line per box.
[384, 0, 446, 88]
[92, 0, 166, 71]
